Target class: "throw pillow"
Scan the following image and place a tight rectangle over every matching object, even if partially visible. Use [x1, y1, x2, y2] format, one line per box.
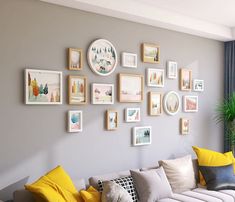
[192, 146, 235, 186]
[199, 164, 235, 191]
[80, 186, 101, 202]
[101, 181, 133, 202]
[25, 166, 82, 202]
[159, 155, 196, 193]
[130, 167, 172, 202]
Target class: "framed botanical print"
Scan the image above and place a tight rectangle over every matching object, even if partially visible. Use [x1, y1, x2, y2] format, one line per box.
[68, 110, 83, 132]
[121, 52, 137, 68]
[142, 43, 160, 63]
[163, 91, 180, 115]
[180, 69, 192, 91]
[180, 118, 189, 135]
[68, 48, 83, 70]
[183, 95, 198, 112]
[133, 126, 152, 146]
[167, 61, 178, 79]
[147, 68, 164, 87]
[148, 92, 162, 116]
[106, 110, 118, 130]
[91, 83, 114, 104]
[125, 108, 141, 122]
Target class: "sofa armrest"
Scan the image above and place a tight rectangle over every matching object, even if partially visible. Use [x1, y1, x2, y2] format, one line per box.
[13, 189, 34, 202]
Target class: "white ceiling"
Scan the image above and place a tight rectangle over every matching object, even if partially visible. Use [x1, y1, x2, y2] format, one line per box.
[41, 0, 235, 41]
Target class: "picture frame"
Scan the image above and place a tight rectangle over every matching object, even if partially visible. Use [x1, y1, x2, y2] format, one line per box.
[87, 39, 117, 76]
[193, 79, 204, 92]
[180, 69, 192, 91]
[148, 92, 162, 116]
[91, 83, 114, 104]
[163, 91, 180, 115]
[183, 95, 198, 112]
[147, 68, 164, 87]
[118, 73, 144, 103]
[142, 43, 160, 63]
[68, 110, 83, 132]
[68, 48, 83, 70]
[133, 126, 152, 146]
[125, 108, 141, 122]
[180, 118, 189, 135]
[121, 52, 137, 68]
[167, 61, 178, 79]
[25, 69, 62, 105]
[106, 110, 118, 130]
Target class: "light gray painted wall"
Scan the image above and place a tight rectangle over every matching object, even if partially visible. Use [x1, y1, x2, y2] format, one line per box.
[0, 0, 224, 200]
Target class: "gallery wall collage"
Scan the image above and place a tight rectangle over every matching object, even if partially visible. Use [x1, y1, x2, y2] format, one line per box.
[25, 38, 204, 146]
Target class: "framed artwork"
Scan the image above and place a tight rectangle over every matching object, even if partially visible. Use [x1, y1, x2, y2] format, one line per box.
[125, 108, 141, 122]
[180, 118, 189, 135]
[68, 110, 82, 132]
[167, 61, 178, 79]
[68, 48, 82, 70]
[121, 52, 137, 68]
[133, 126, 152, 146]
[91, 83, 114, 104]
[148, 92, 162, 116]
[106, 110, 118, 130]
[68, 75, 87, 105]
[25, 69, 62, 105]
[180, 69, 192, 91]
[193, 79, 204, 92]
[118, 73, 144, 103]
[142, 43, 160, 63]
[163, 91, 180, 115]
[147, 68, 164, 87]
[183, 95, 198, 112]
[87, 39, 117, 76]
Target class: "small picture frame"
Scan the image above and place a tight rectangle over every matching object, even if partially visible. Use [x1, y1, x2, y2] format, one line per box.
[91, 83, 114, 104]
[125, 108, 141, 122]
[193, 79, 204, 92]
[167, 61, 178, 79]
[68, 48, 83, 70]
[133, 126, 152, 146]
[68, 75, 87, 105]
[106, 110, 118, 130]
[121, 52, 137, 68]
[147, 68, 164, 87]
[180, 118, 189, 135]
[180, 69, 192, 91]
[183, 95, 198, 112]
[163, 91, 180, 115]
[142, 43, 160, 63]
[68, 110, 83, 132]
[148, 92, 162, 116]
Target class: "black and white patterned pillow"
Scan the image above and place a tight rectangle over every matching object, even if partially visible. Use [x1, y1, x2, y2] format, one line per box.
[98, 176, 138, 202]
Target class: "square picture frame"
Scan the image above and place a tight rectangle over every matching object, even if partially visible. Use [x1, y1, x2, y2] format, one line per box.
[68, 75, 87, 105]
[68, 110, 83, 132]
[133, 126, 152, 146]
[148, 92, 162, 116]
[147, 68, 164, 87]
[91, 83, 114, 104]
[167, 61, 178, 79]
[180, 118, 189, 135]
[180, 69, 192, 91]
[121, 52, 137, 68]
[193, 79, 204, 92]
[68, 48, 83, 70]
[106, 110, 118, 130]
[125, 108, 141, 122]
[183, 95, 198, 112]
[142, 43, 160, 63]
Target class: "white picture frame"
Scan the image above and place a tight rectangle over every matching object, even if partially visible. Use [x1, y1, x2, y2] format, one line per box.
[91, 83, 114, 104]
[163, 91, 180, 115]
[193, 79, 204, 92]
[68, 110, 83, 132]
[147, 68, 164, 87]
[133, 126, 152, 146]
[167, 61, 178, 79]
[125, 108, 141, 122]
[121, 52, 137, 68]
[183, 95, 198, 112]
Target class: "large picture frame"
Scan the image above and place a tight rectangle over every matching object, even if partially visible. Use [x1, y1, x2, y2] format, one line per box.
[142, 43, 160, 64]
[148, 92, 162, 116]
[180, 69, 192, 91]
[163, 91, 180, 115]
[133, 126, 152, 146]
[91, 83, 114, 104]
[183, 95, 198, 112]
[68, 48, 83, 70]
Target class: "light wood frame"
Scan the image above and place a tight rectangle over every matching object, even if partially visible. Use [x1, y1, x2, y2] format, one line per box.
[68, 75, 87, 105]
[106, 110, 118, 131]
[68, 48, 83, 70]
[148, 92, 162, 116]
[180, 118, 189, 135]
[180, 69, 192, 91]
[142, 43, 160, 64]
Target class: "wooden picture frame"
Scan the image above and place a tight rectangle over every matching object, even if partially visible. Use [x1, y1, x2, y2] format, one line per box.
[68, 110, 83, 132]
[180, 118, 189, 135]
[133, 126, 152, 146]
[68, 48, 83, 70]
[147, 68, 164, 87]
[106, 110, 118, 130]
[142, 43, 160, 64]
[148, 92, 162, 116]
[183, 95, 198, 112]
[180, 69, 192, 91]
[68, 75, 87, 105]
[91, 83, 114, 104]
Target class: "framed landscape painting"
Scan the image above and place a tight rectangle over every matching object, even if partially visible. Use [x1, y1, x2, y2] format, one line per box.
[25, 69, 62, 105]
[163, 91, 180, 115]
[125, 108, 141, 122]
[147, 68, 164, 87]
[68, 48, 83, 70]
[180, 69, 192, 91]
[183, 95, 198, 112]
[148, 92, 162, 116]
[133, 126, 152, 146]
[68, 110, 82, 132]
[92, 83, 114, 104]
[142, 43, 160, 63]
[68, 75, 87, 105]
[106, 110, 118, 130]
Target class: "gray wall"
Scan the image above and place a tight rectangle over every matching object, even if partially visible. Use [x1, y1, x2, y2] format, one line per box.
[0, 0, 224, 200]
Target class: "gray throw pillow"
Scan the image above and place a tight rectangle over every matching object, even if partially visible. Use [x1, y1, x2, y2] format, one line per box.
[102, 181, 133, 202]
[130, 167, 172, 202]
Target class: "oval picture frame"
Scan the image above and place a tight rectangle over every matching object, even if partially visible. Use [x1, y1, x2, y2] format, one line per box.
[87, 39, 118, 76]
[163, 91, 180, 115]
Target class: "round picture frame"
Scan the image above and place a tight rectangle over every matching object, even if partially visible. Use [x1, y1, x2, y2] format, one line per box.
[87, 39, 118, 76]
[163, 91, 180, 115]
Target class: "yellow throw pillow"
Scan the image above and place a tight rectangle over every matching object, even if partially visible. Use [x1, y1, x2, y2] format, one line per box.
[80, 186, 101, 202]
[192, 146, 235, 186]
[25, 165, 82, 202]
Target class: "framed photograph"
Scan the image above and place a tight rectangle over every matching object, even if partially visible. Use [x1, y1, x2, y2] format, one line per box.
[180, 69, 192, 91]
[125, 108, 141, 122]
[91, 83, 114, 104]
[142, 43, 160, 63]
[68, 48, 83, 70]
[133, 126, 152, 146]
[183, 95, 198, 112]
[25, 69, 62, 105]
[68, 75, 87, 105]
[68, 110, 82, 132]
[121, 52, 137, 68]
[163, 91, 180, 115]
[180, 118, 189, 135]
[148, 92, 162, 116]
[167, 61, 178, 79]
[106, 110, 118, 130]
[87, 39, 117, 76]
[193, 79, 204, 92]
[118, 73, 144, 103]
[147, 68, 164, 87]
